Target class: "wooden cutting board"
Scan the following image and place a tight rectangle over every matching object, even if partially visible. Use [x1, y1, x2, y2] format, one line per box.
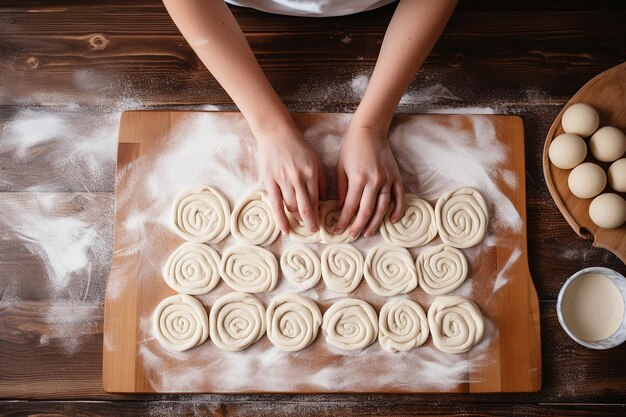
[543, 62, 626, 264]
[103, 111, 541, 394]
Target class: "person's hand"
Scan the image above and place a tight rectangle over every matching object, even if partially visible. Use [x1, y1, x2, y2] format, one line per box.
[335, 125, 404, 238]
[256, 122, 326, 235]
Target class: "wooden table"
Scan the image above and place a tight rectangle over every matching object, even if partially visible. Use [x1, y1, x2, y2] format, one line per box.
[1, 1, 625, 415]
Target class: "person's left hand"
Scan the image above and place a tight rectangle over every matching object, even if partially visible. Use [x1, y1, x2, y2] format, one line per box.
[334, 125, 405, 238]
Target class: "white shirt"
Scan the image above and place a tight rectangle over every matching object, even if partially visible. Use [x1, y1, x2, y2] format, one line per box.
[225, 0, 396, 17]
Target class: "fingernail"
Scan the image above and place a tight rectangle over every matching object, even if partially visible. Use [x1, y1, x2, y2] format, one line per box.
[364, 231, 372, 238]
[335, 227, 344, 234]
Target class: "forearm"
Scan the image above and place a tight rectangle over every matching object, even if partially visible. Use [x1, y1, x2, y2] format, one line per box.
[352, 0, 457, 135]
[162, 0, 293, 136]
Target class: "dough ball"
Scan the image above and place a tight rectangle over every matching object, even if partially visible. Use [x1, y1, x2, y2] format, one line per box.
[568, 162, 606, 199]
[561, 103, 599, 137]
[589, 126, 626, 162]
[589, 193, 626, 229]
[608, 158, 626, 192]
[548, 133, 587, 169]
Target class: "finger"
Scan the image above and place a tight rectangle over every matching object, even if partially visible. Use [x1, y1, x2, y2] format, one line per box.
[296, 181, 318, 233]
[266, 182, 290, 234]
[335, 180, 365, 234]
[281, 185, 300, 221]
[348, 185, 382, 238]
[390, 181, 405, 222]
[317, 160, 328, 200]
[336, 168, 348, 209]
[306, 176, 320, 226]
[363, 185, 393, 237]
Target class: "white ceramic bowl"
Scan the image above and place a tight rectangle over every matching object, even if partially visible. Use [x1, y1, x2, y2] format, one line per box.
[556, 266, 626, 350]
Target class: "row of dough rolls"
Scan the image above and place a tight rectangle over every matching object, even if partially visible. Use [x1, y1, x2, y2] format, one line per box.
[163, 241, 470, 297]
[153, 293, 484, 354]
[171, 186, 489, 249]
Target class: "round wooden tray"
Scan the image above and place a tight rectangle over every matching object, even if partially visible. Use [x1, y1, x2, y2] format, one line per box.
[543, 62, 626, 264]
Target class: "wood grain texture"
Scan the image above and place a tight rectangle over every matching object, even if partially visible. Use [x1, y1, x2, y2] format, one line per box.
[543, 63, 626, 263]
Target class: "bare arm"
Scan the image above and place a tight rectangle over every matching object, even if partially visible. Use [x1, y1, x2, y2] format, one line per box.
[336, 0, 457, 237]
[163, 0, 325, 233]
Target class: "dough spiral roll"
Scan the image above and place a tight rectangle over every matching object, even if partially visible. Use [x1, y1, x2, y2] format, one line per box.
[322, 298, 378, 351]
[287, 211, 321, 243]
[416, 244, 468, 295]
[220, 245, 278, 293]
[364, 244, 418, 296]
[163, 242, 221, 295]
[280, 245, 321, 290]
[231, 190, 279, 246]
[209, 292, 265, 351]
[266, 294, 322, 352]
[319, 200, 358, 243]
[380, 195, 437, 247]
[153, 294, 209, 352]
[321, 244, 364, 293]
[378, 299, 429, 353]
[435, 187, 488, 249]
[171, 186, 230, 243]
[427, 295, 485, 354]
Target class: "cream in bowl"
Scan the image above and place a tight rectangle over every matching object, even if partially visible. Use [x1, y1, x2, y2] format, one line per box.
[557, 267, 626, 349]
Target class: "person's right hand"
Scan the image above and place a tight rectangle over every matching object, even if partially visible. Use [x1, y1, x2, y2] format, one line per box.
[256, 122, 326, 235]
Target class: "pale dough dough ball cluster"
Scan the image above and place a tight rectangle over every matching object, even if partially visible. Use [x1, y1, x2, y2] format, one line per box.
[153, 294, 209, 352]
[548, 133, 587, 169]
[589, 126, 626, 162]
[364, 244, 418, 296]
[209, 292, 266, 351]
[171, 186, 230, 243]
[319, 200, 358, 243]
[567, 162, 606, 199]
[322, 298, 378, 351]
[378, 299, 429, 353]
[427, 295, 484, 354]
[266, 294, 322, 352]
[435, 187, 489, 248]
[417, 244, 468, 295]
[321, 244, 364, 293]
[608, 158, 626, 192]
[220, 245, 278, 293]
[379, 194, 437, 247]
[589, 193, 626, 229]
[562, 103, 600, 137]
[280, 245, 321, 290]
[231, 190, 280, 246]
[163, 242, 221, 295]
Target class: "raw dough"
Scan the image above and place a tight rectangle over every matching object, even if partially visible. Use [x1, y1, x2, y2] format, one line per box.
[163, 242, 221, 295]
[435, 187, 489, 249]
[209, 292, 266, 351]
[319, 200, 358, 243]
[280, 244, 322, 290]
[589, 126, 626, 162]
[220, 245, 278, 293]
[568, 162, 606, 199]
[560, 273, 625, 342]
[608, 158, 626, 192]
[589, 193, 626, 229]
[416, 244, 468, 295]
[428, 295, 484, 354]
[548, 133, 587, 169]
[561, 103, 600, 137]
[266, 294, 322, 352]
[378, 299, 429, 353]
[364, 244, 418, 296]
[231, 190, 280, 246]
[322, 298, 378, 351]
[287, 211, 321, 243]
[171, 186, 230, 243]
[379, 194, 437, 247]
[153, 294, 209, 352]
[321, 244, 364, 293]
